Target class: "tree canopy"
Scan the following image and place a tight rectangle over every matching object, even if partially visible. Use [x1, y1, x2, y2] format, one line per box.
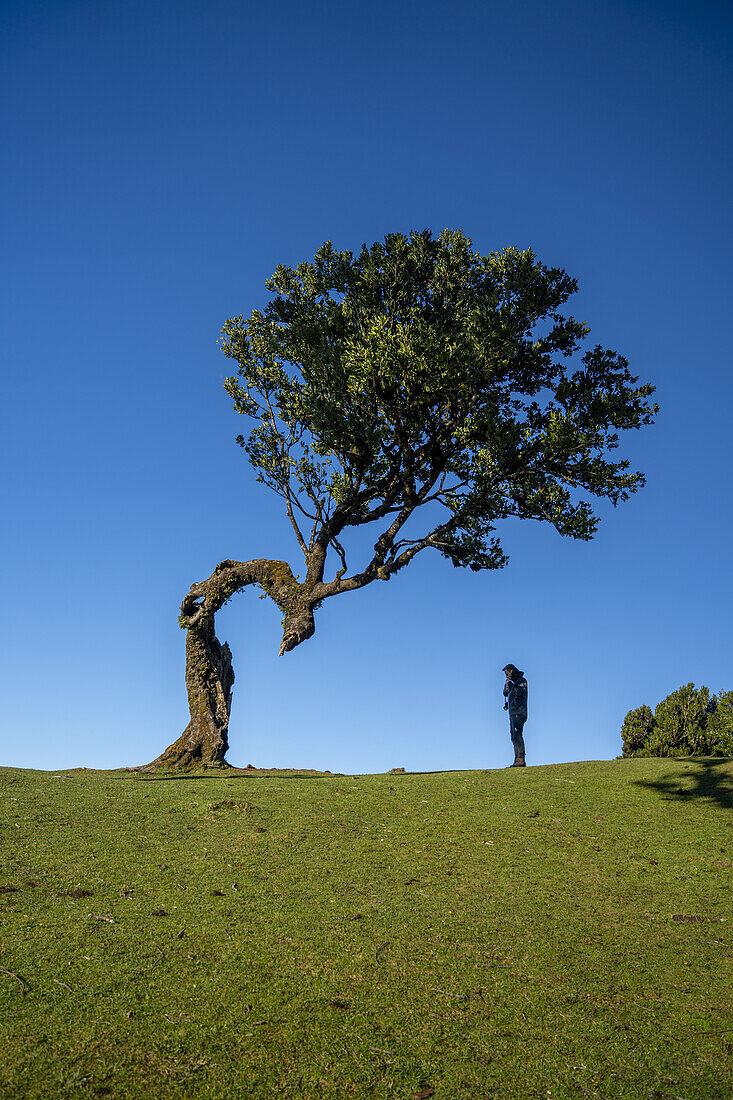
[221, 228, 657, 601]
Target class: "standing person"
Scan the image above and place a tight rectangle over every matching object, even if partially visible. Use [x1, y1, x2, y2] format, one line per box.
[503, 664, 528, 767]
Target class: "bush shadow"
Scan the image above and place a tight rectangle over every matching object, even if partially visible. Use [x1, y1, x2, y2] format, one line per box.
[633, 757, 733, 811]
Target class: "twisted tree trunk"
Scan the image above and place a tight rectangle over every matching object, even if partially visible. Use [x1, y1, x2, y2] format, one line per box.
[143, 559, 315, 771]
[146, 620, 235, 769]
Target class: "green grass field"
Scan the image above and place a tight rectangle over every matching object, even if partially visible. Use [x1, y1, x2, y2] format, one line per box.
[1, 758, 731, 1099]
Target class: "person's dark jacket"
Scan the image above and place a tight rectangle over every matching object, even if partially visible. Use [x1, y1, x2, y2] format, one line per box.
[504, 672, 528, 717]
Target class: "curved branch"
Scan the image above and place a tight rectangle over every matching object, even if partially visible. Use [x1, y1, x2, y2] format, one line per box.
[179, 558, 314, 656]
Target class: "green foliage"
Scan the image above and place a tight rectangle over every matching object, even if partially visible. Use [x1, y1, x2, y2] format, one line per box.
[221, 229, 656, 582]
[652, 684, 714, 757]
[708, 689, 733, 755]
[621, 683, 733, 757]
[621, 703, 655, 757]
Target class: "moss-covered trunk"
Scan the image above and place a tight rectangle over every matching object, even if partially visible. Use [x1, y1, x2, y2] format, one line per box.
[142, 558, 316, 771]
[144, 618, 235, 771]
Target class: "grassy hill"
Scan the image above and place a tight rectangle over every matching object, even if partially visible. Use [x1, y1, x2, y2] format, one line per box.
[1, 758, 731, 1099]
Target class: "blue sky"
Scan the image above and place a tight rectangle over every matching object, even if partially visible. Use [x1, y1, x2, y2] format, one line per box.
[2, 0, 731, 773]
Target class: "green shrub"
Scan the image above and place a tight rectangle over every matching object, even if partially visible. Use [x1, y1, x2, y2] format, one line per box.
[621, 683, 732, 757]
[621, 704, 655, 757]
[708, 689, 733, 756]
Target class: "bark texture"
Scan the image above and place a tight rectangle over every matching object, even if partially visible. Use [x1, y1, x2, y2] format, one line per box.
[143, 558, 314, 770]
[145, 620, 235, 770]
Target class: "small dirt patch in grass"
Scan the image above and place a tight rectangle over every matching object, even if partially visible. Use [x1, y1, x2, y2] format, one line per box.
[210, 798, 254, 812]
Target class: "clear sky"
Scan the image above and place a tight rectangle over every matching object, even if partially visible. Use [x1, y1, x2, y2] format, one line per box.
[2, 0, 731, 774]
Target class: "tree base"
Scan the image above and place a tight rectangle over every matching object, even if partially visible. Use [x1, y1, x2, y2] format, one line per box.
[143, 622, 234, 771]
[138, 747, 237, 773]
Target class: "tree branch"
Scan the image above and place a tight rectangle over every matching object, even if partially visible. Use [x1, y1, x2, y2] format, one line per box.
[179, 558, 302, 626]
[386, 516, 462, 574]
[329, 533, 349, 582]
[249, 389, 318, 549]
[283, 486, 309, 558]
[313, 458, 447, 598]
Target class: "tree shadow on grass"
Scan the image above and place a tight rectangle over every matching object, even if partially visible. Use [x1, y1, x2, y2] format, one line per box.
[633, 757, 733, 811]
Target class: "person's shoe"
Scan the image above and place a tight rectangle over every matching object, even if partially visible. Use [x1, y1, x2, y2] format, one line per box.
[508, 757, 526, 767]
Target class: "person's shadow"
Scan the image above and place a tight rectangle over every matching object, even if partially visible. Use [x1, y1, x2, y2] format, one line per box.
[633, 757, 733, 811]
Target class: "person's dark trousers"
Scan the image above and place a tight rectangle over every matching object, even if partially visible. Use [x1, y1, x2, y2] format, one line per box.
[509, 713, 527, 764]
